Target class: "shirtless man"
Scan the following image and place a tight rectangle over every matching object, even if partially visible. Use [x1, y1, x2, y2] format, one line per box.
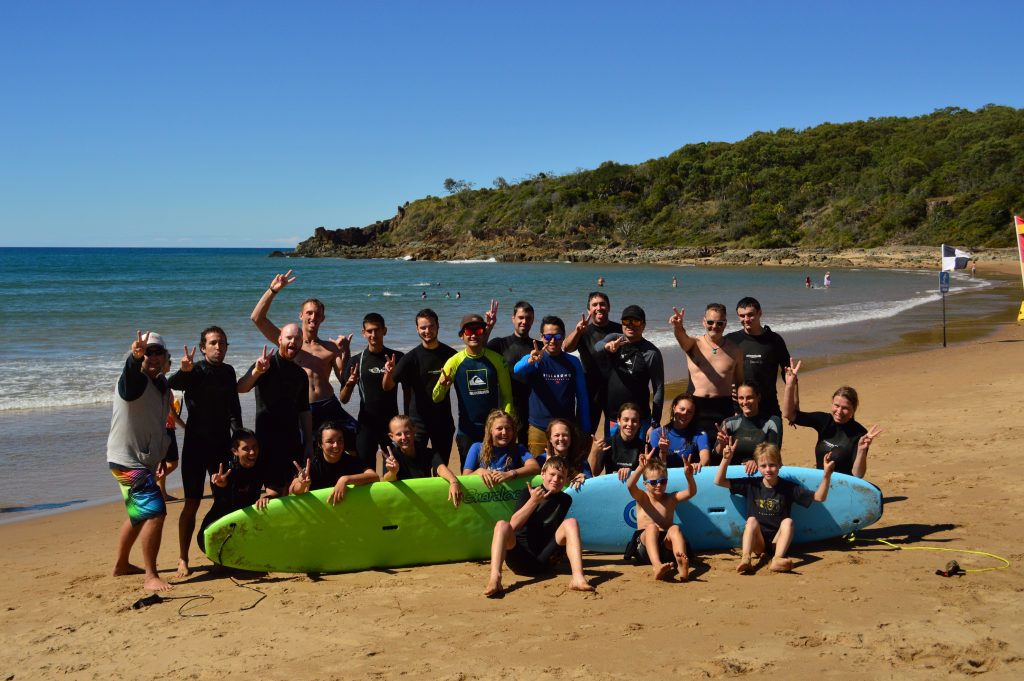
[251, 270, 354, 433]
[670, 303, 743, 462]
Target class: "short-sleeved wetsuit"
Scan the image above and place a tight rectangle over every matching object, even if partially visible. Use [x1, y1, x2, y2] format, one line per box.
[345, 346, 404, 464]
[721, 413, 783, 463]
[729, 477, 814, 542]
[505, 487, 573, 576]
[647, 424, 709, 467]
[251, 353, 309, 491]
[793, 411, 867, 475]
[392, 343, 456, 458]
[725, 326, 791, 417]
[432, 348, 514, 468]
[168, 359, 243, 499]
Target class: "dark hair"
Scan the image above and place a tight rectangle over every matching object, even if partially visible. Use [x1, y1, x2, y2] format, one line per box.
[230, 428, 258, 449]
[302, 298, 325, 315]
[737, 381, 761, 396]
[363, 313, 386, 328]
[513, 300, 534, 315]
[670, 392, 696, 411]
[588, 291, 609, 306]
[415, 308, 439, 325]
[618, 402, 641, 418]
[705, 303, 727, 317]
[540, 315, 565, 334]
[735, 297, 761, 312]
[200, 326, 227, 348]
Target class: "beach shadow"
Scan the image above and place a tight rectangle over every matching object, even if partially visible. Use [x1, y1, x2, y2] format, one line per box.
[850, 522, 958, 545]
[584, 569, 623, 589]
[787, 551, 824, 571]
[175, 565, 268, 585]
[882, 495, 908, 504]
[683, 558, 712, 582]
[502, 573, 557, 595]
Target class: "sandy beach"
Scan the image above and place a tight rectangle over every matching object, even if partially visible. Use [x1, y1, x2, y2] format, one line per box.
[2, 304, 1022, 679]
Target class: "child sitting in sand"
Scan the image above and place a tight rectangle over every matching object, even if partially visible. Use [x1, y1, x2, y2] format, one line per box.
[625, 449, 697, 581]
[483, 456, 594, 598]
[197, 429, 277, 552]
[594, 403, 646, 480]
[290, 420, 379, 506]
[463, 410, 540, 489]
[715, 442, 834, 573]
[380, 415, 464, 508]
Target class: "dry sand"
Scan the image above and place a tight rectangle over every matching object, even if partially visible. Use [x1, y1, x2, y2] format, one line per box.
[2, 320, 1022, 680]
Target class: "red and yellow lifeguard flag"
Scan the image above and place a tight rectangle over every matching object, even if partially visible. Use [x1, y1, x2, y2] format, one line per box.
[1016, 215, 1024, 321]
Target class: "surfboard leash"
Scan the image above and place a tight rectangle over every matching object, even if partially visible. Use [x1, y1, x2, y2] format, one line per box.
[843, 533, 1010, 575]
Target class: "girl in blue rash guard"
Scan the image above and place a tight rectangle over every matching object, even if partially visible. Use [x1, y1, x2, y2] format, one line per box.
[536, 418, 592, 490]
[649, 393, 711, 469]
[463, 410, 540, 489]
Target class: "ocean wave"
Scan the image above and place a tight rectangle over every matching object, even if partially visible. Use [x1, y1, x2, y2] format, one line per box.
[446, 257, 497, 264]
[411, 282, 433, 287]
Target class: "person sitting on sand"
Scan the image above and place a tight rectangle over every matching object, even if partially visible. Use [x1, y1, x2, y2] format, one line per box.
[290, 420, 378, 506]
[648, 393, 710, 470]
[535, 418, 592, 490]
[592, 403, 646, 481]
[625, 450, 697, 581]
[715, 442, 834, 573]
[462, 410, 540, 489]
[483, 456, 594, 598]
[380, 415, 463, 508]
[781, 360, 882, 478]
[197, 429, 277, 554]
[713, 382, 782, 472]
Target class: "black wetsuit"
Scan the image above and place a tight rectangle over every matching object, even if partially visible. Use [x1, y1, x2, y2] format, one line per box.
[721, 413, 783, 463]
[504, 487, 573, 575]
[392, 343, 456, 460]
[487, 334, 534, 443]
[168, 360, 243, 499]
[725, 326, 791, 417]
[384, 441, 447, 480]
[595, 335, 665, 430]
[252, 353, 309, 491]
[197, 457, 263, 552]
[575, 321, 622, 435]
[793, 411, 868, 475]
[304, 449, 375, 491]
[345, 346, 404, 465]
[601, 432, 645, 476]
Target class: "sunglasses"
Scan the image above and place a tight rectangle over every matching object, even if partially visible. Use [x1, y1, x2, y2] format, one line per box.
[144, 347, 167, 357]
[542, 333, 563, 341]
[621, 318, 643, 328]
[645, 478, 668, 486]
[462, 326, 486, 337]
[704, 320, 726, 328]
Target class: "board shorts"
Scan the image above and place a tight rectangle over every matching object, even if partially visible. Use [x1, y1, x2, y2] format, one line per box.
[110, 464, 166, 525]
[623, 528, 693, 564]
[505, 538, 566, 576]
[310, 395, 358, 434]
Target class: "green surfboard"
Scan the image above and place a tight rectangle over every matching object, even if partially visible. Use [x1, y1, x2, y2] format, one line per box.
[203, 476, 531, 573]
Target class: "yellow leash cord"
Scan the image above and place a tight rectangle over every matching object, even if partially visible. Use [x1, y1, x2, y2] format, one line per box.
[844, 534, 1011, 574]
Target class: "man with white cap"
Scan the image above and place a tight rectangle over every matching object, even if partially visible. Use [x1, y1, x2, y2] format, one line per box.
[107, 330, 174, 592]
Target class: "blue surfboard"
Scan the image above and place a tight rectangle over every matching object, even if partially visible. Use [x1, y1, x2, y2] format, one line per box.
[567, 466, 883, 553]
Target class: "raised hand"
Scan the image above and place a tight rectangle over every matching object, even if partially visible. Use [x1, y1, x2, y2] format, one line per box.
[384, 449, 399, 475]
[292, 459, 311, 493]
[575, 310, 594, 335]
[331, 333, 353, 355]
[437, 368, 453, 388]
[484, 299, 499, 329]
[859, 424, 883, 451]
[529, 339, 543, 364]
[637, 445, 653, 471]
[604, 335, 626, 354]
[383, 353, 397, 376]
[269, 270, 296, 293]
[526, 480, 550, 503]
[715, 421, 731, 450]
[345, 364, 359, 387]
[668, 307, 685, 330]
[784, 358, 802, 384]
[683, 460, 695, 477]
[721, 435, 737, 463]
[822, 451, 836, 475]
[211, 463, 232, 488]
[132, 330, 149, 359]
[180, 345, 197, 372]
[254, 344, 273, 375]
[657, 426, 670, 454]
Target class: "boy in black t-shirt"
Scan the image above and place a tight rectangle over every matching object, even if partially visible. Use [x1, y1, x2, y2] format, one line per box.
[715, 442, 834, 574]
[290, 420, 378, 505]
[380, 415, 464, 508]
[198, 429, 278, 553]
[483, 457, 594, 598]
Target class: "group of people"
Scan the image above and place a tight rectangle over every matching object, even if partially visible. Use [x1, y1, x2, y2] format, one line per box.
[107, 270, 882, 594]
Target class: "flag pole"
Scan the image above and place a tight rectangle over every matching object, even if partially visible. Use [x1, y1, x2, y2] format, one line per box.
[1015, 216, 1024, 323]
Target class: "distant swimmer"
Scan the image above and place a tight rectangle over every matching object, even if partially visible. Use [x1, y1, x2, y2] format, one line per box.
[445, 291, 451, 298]
[422, 291, 427, 300]
[250, 270, 355, 433]
[672, 276, 677, 289]
[597, 276, 605, 287]
[456, 291, 461, 299]
[805, 276, 812, 289]
[823, 272, 832, 288]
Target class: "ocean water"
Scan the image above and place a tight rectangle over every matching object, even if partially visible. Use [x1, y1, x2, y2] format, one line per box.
[0, 247, 1010, 519]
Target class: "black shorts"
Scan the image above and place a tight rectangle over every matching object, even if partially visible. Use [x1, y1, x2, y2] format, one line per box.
[624, 528, 693, 564]
[310, 395, 358, 434]
[505, 539, 565, 576]
[180, 437, 230, 500]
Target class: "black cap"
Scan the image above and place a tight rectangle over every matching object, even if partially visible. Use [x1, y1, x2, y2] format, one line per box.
[620, 305, 646, 322]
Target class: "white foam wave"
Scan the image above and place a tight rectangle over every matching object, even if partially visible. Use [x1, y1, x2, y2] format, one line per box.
[381, 291, 400, 297]
[446, 257, 497, 264]
[411, 282, 432, 287]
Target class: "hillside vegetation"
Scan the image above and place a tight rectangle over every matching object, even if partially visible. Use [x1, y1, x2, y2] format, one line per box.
[297, 105, 1024, 259]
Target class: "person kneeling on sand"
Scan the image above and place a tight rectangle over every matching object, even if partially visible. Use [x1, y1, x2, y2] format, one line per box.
[715, 442, 834, 573]
[625, 449, 697, 581]
[290, 420, 379, 506]
[484, 457, 594, 598]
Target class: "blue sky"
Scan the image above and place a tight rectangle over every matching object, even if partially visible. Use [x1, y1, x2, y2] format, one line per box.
[1, 1, 1021, 247]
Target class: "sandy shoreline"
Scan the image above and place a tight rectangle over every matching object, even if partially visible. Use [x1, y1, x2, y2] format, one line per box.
[2, 316, 1023, 679]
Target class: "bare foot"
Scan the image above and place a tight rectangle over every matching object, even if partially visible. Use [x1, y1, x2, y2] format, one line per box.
[677, 555, 690, 582]
[654, 563, 673, 581]
[175, 560, 191, 579]
[569, 578, 595, 593]
[770, 557, 794, 573]
[144, 576, 173, 592]
[484, 578, 504, 599]
[112, 563, 145, 576]
[736, 556, 754, 575]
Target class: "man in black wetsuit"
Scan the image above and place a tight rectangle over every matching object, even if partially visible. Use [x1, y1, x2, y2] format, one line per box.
[237, 323, 312, 495]
[725, 297, 791, 418]
[167, 325, 243, 577]
[340, 313, 404, 467]
[487, 300, 535, 445]
[594, 305, 665, 438]
[382, 308, 457, 465]
[564, 291, 623, 438]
